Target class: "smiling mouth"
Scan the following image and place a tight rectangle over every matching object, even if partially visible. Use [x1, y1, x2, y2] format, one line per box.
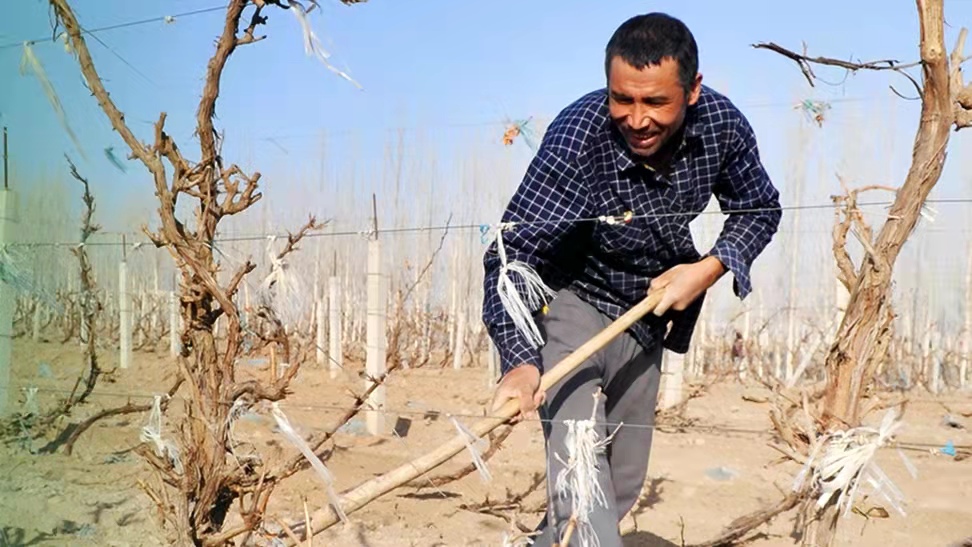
[629, 132, 660, 149]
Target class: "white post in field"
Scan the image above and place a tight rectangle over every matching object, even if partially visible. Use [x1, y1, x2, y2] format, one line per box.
[740, 304, 751, 381]
[693, 317, 708, 377]
[137, 286, 147, 348]
[153, 253, 160, 338]
[313, 267, 321, 362]
[784, 277, 798, 383]
[487, 338, 500, 387]
[785, 239, 800, 385]
[756, 291, 769, 380]
[0, 189, 18, 416]
[119, 252, 132, 370]
[945, 336, 956, 389]
[420, 276, 432, 367]
[962, 246, 971, 390]
[451, 238, 466, 370]
[786, 317, 838, 389]
[918, 318, 935, 393]
[835, 279, 850, 317]
[342, 269, 355, 346]
[929, 326, 942, 394]
[169, 291, 180, 357]
[150, 292, 159, 340]
[32, 301, 42, 341]
[316, 289, 326, 369]
[448, 283, 458, 364]
[452, 301, 466, 371]
[365, 238, 386, 435]
[660, 349, 685, 410]
[79, 274, 88, 346]
[783, 122, 808, 384]
[328, 276, 342, 380]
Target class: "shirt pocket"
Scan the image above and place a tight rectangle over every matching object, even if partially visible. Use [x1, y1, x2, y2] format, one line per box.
[592, 216, 648, 255]
[672, 155, 716, 216]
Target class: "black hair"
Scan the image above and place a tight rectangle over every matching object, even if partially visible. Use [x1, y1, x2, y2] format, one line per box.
[605, 13, 699, 92]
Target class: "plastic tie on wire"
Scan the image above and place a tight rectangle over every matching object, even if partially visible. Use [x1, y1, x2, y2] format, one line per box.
[450, 415, 492, 483]
[597, 210, 634, 225]
[479, 224, 492, 245]
[493, 221, 555, 348]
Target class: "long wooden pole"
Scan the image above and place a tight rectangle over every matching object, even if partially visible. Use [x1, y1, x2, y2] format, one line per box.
[291, 290, 665, 543]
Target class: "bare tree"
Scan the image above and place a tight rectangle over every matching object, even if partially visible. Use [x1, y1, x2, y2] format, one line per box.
[0, 156, 104, 445]
[46, 1, 361, 544]
[698, 1, 972, 545]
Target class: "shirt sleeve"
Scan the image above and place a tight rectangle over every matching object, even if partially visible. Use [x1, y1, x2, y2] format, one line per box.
[707, 114, 782, 299]
[482, 145, 589, 377]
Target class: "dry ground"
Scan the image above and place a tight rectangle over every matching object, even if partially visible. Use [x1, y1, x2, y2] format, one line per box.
[2, 338, 971, 546]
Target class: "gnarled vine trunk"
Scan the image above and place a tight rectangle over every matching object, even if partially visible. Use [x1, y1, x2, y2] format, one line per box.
[798, 1, 968, 544]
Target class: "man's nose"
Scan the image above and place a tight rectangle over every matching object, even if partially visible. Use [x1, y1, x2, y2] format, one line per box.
[629, 104, 651, 131]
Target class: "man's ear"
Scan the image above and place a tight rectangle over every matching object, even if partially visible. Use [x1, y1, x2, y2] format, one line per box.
[687, 73, 703, 105]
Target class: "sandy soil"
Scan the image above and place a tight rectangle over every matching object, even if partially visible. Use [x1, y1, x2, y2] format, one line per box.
[2, 338, 971, 547]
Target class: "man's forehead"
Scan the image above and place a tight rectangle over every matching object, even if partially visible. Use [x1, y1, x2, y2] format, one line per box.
[608, 57, 681, 91]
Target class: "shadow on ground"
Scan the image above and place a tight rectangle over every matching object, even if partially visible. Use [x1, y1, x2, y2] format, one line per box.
[622, 530, 680, 546]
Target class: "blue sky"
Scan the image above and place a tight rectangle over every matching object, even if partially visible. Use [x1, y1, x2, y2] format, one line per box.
[2, 0, 972, 230]
[3, 1, 972, 330]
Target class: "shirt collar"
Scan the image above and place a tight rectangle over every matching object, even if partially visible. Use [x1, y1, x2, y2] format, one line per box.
[609, 92, 705, 173]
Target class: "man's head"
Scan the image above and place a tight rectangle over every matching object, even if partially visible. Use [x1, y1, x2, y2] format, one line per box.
[605, 13, 702, 159]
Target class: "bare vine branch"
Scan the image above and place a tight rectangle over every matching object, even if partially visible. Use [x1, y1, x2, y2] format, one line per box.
[1, 155, 106, 442]
[752, 41, 925, 97]
[400, 213, 453, 305]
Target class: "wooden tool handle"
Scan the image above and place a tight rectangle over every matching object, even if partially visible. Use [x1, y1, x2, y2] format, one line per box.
[494, 289, 666, 418]
[295, 289, 666, 543]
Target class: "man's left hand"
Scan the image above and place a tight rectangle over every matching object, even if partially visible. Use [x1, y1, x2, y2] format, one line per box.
[649, 256, 727, 316]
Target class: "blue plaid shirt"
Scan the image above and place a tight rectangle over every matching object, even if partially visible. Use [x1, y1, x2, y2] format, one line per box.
[482, 85, 782, 376]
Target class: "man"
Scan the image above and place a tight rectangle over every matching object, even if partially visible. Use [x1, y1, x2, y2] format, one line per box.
[481, 12, 781, 546]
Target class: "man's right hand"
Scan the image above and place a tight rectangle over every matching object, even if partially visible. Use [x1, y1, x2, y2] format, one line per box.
[489, 364, 544, 423]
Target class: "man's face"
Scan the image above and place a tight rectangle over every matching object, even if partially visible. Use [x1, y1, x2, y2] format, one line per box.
[607, 55, 701, 159]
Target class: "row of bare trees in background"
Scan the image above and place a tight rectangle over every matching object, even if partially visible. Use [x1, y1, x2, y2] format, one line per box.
[7, 214, 972, 395]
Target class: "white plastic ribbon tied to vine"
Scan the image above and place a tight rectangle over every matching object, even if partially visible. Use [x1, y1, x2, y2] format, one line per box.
[553, 389, 622, 547]
[260, 235, 305, 328]
[225, 398, 254, 466]
[0, 244, 59, 311]
[139, 395, 184, 475]
[286, 0, 363, 89]
[0, 245, 29, 291]
[21, 386, 39, 416]
[493, 222, 556, 349]
[793, 408, 918, 518]
[450, 415, 493, 484]
[19, 42, 86, 160]
[55, 32, 73, 54]
[270, 403, 349, 524]
[501, 530, 536, 547]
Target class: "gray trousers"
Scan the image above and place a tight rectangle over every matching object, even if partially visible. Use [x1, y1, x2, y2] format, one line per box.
[532, 289, 663, 547]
